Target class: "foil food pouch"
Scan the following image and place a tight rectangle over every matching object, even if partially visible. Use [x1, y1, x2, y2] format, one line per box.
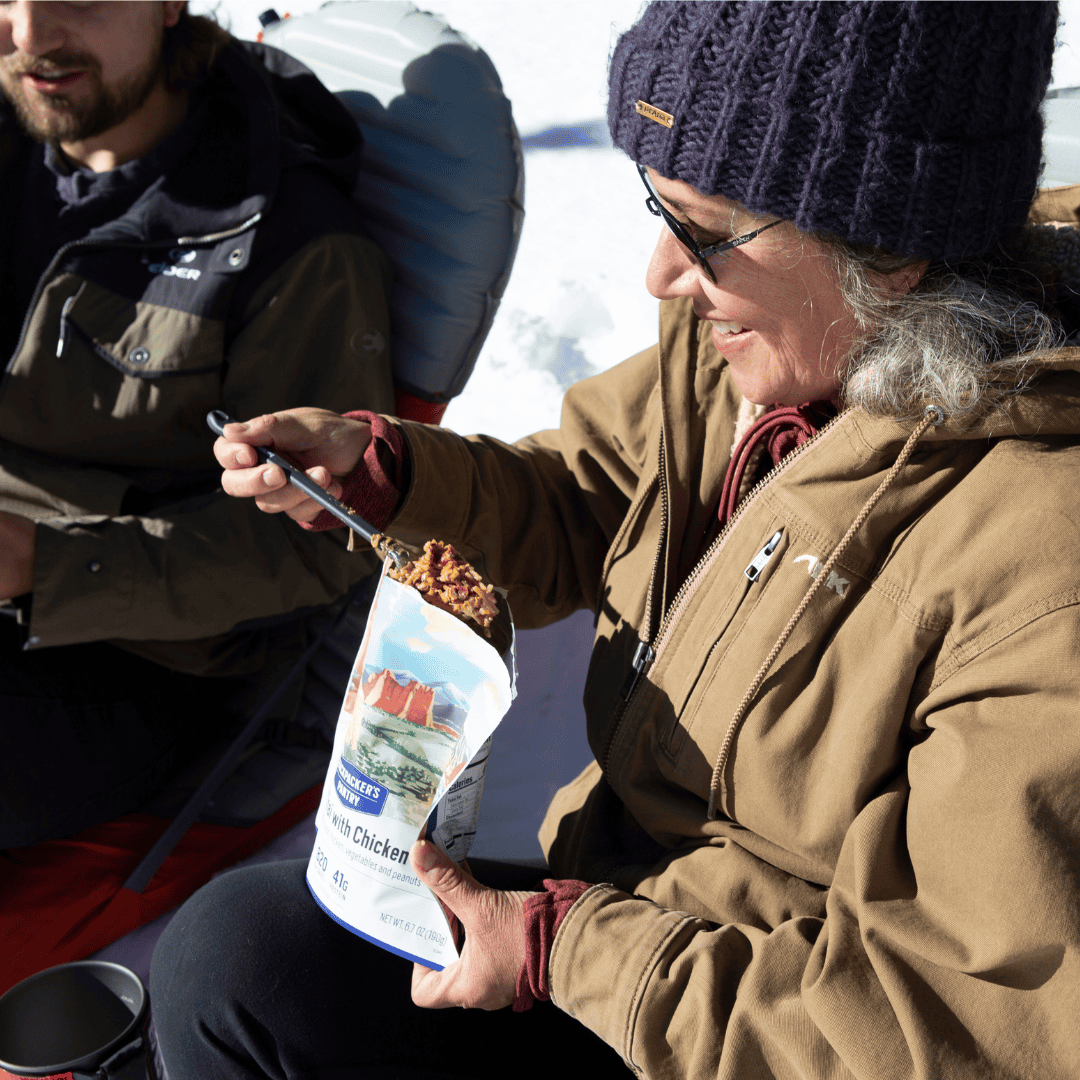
[306, 560, 515, 969]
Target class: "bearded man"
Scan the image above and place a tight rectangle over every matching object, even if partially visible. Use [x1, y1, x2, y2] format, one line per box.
[0, 2, 393, 847]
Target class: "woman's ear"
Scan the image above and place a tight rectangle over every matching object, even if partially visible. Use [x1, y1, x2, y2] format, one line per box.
[886, 260, 930, 297]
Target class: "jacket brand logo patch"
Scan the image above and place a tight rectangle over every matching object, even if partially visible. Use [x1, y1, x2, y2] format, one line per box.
[150, 248, 201, 280]
[148, 261, 201, 281]
[635, 100, 674, 128]
[793, 554, 850, 598]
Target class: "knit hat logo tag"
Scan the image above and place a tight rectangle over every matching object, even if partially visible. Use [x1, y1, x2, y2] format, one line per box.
[635, 100, 673, 128]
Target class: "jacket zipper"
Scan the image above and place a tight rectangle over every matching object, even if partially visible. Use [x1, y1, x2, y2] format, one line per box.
[743, 529, 783, 582]
[596, 464, 661, 625]
[618, 639, 656, 703]
[4, 213, 262, 388]
[651, 412, 847, 661]
[602, 429, 669, 769]
[612, 429, 668, 689]
[640, 427, 669, 648]
[55, 295, 76, 359]
[600, 410, 848, 777]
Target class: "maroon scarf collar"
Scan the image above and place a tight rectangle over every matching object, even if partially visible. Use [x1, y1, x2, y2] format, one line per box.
[717, 401, 836, 528]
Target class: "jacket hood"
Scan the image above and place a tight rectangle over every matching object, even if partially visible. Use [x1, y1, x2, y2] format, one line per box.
[0, 38, 363, 246]
[849, 348, 1080, 453]
[241, 41, 364, 179]
[1030, 219, 1080, 339]
[133, 39, 364, 244]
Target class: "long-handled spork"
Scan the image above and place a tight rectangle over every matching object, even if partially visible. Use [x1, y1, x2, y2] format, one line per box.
[207, 410, 409, 568]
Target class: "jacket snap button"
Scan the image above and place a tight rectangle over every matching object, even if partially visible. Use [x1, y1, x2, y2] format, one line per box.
[228, 247, 245, 266]
[87, 560, 102, 573]
[128, 348, 150, 365]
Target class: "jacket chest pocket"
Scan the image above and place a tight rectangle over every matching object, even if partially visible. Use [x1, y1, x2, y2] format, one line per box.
[654, 522, 790, 762]
[58, 281, 224, 378]
[3, 279, 226, 467]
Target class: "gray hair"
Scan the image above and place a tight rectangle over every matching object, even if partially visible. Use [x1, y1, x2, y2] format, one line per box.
[817, 228, 1066, 421]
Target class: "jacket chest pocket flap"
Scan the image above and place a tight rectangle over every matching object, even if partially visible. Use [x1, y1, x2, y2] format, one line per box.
[60, 280, 224, 378]
[1, 279, 227, 465]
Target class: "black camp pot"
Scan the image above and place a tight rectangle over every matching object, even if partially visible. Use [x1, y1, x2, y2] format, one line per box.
[0, 961, 151, 1080]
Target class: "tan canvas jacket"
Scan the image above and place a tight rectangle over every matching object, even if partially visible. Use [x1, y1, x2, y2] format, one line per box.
[390, 276, 1080, 1077]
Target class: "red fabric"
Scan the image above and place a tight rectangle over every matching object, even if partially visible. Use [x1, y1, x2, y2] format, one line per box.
[0, 1072, 71, 1080]
[0, 785, 321, 996]
[0, 1071, 71, 1080]
[512, 878, 590, 1012]
[302, 411, 406, 533]
[717, 401, 835, 527]
[394, 388, 447, 426]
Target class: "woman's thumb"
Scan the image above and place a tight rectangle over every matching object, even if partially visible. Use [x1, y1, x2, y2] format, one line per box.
[411, 840, 473, 909]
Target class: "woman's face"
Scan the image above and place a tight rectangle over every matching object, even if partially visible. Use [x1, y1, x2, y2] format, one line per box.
[644, 169, 859, 407]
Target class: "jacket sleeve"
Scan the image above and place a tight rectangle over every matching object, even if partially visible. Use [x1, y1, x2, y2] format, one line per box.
[23, 234, 394, 660]
[387, 343, 661, 629]
[545, 607, 1080, 1080]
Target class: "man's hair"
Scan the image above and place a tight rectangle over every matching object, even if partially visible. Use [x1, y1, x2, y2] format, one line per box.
[163, 6, 233, 92]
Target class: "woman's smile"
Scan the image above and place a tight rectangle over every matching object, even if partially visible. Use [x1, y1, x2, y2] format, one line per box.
[647, 168, 865, 406]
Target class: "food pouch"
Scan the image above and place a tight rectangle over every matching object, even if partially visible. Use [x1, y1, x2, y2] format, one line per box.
[306, 560, 515, 969]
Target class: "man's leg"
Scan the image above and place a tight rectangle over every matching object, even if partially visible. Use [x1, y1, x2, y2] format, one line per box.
[151, 858, 628, 1080]
[0, 615, 241, 847]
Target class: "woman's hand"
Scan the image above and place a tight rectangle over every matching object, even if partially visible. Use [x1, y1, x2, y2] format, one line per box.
[410, 840, 536, 1011]
[212, 408, 371, 522]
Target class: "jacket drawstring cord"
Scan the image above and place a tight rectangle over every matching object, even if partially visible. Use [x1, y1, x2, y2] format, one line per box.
[706, 404, 946, 821]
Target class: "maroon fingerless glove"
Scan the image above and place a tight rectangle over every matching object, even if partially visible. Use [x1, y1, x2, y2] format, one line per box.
[513, 879, 590, 1012]
[299, 411, 406, 533]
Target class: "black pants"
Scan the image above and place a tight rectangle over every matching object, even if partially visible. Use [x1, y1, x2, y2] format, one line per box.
[0, 614, 250, 847]
[150, 858, 629, 1079]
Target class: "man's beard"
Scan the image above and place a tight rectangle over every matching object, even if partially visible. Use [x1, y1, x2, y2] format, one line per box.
[0, 40, 164, 146]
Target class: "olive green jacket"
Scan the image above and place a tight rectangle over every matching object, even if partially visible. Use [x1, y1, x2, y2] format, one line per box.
[0, 43, 393, 673]
[390, 284, 1080, 1078]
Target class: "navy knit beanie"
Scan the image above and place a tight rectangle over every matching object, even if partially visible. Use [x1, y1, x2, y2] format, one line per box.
[608, 1, 1058, 259]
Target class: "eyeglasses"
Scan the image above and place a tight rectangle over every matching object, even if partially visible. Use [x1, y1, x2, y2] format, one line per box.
[638, 164, 782, 284]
